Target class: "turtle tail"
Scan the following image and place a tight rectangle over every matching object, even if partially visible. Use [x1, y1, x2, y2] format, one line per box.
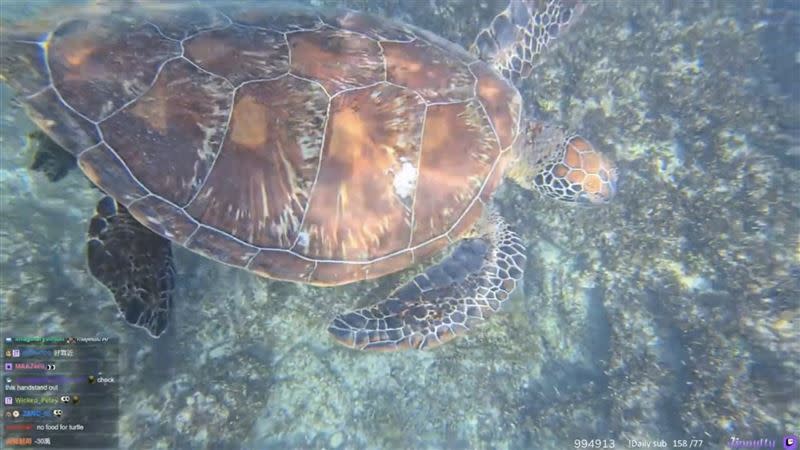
[328, 209, 526, 351]
[470, 0, 585, 83]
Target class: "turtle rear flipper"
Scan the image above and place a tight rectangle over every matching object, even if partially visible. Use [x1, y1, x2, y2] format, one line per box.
[87, 196, 174, 338]
[28, 130, 77, 182]
[471, 0, 584, 82]
[329, 211, 526, 351]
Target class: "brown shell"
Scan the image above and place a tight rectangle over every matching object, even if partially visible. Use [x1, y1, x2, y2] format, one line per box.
[9, 3, 522, 285]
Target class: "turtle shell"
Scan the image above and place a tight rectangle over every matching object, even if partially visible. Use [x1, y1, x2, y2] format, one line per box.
[6, 3, 522, 285]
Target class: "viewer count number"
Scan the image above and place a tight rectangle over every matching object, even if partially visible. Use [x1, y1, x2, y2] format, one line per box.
[673, 440, 704, 448]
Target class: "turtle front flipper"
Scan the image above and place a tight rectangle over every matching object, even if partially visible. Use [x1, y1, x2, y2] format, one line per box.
[471, 0, 584, 82]
[87, 196, 174, 338]
[329, 211, 526, 351]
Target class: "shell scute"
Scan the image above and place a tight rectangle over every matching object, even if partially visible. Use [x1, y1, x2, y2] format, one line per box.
[471, 61, 521, 150]
[127, 196, 199, 246]
[144, 5, 230, 40]
[184, 26, 289, 86]
[383, 39, 475, 103]
[297, 83, 426, 261]
[99, 58, 232, 206]
[219, 4, 324, 32]
[49, 17, 180, 121]
[26, 87, 101, 154]
[324, 10, 415, 42]
[310, 252, 413, 285]
[78, 143, 147, 206]
[249, 251, 316, 282]
[411, 100, 500, 245]
[185, 226, 258, 268]
[186, 75, 328, 248]
[288, 27, 384, 95]
[404, 23, 476, 65]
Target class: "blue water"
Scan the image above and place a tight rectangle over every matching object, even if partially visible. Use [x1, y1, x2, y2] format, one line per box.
[0, 1, 798, 449]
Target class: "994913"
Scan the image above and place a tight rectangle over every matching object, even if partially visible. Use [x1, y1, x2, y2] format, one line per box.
[574, 439, 616, 448]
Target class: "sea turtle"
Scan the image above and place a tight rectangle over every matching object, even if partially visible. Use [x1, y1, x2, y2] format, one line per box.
[0, 0, 617, 351]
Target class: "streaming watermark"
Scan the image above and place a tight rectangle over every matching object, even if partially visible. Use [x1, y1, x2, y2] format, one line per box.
[783, 434, 797, 450]
[727, 437, 774, 448]
[725, 435, 799, 449]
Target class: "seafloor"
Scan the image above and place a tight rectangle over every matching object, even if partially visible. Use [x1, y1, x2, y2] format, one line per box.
[0, 0, 798, 449]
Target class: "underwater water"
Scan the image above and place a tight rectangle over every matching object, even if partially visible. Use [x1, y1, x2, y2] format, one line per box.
[0, 0, 798, 449]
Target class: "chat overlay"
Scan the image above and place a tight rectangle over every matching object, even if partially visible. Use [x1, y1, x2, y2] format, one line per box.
[2, 336, 119, 449]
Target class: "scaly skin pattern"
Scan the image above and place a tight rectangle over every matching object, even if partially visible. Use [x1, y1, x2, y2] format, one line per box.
[470, 0, 585, 83]
[329, 209, 526, 351]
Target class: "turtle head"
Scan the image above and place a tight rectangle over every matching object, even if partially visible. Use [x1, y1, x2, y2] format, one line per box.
[508, 123, 618, 205]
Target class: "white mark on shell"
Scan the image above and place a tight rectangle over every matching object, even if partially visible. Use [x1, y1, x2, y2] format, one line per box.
[296, 231, 311, 250]
[393, 157, 418, 200]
